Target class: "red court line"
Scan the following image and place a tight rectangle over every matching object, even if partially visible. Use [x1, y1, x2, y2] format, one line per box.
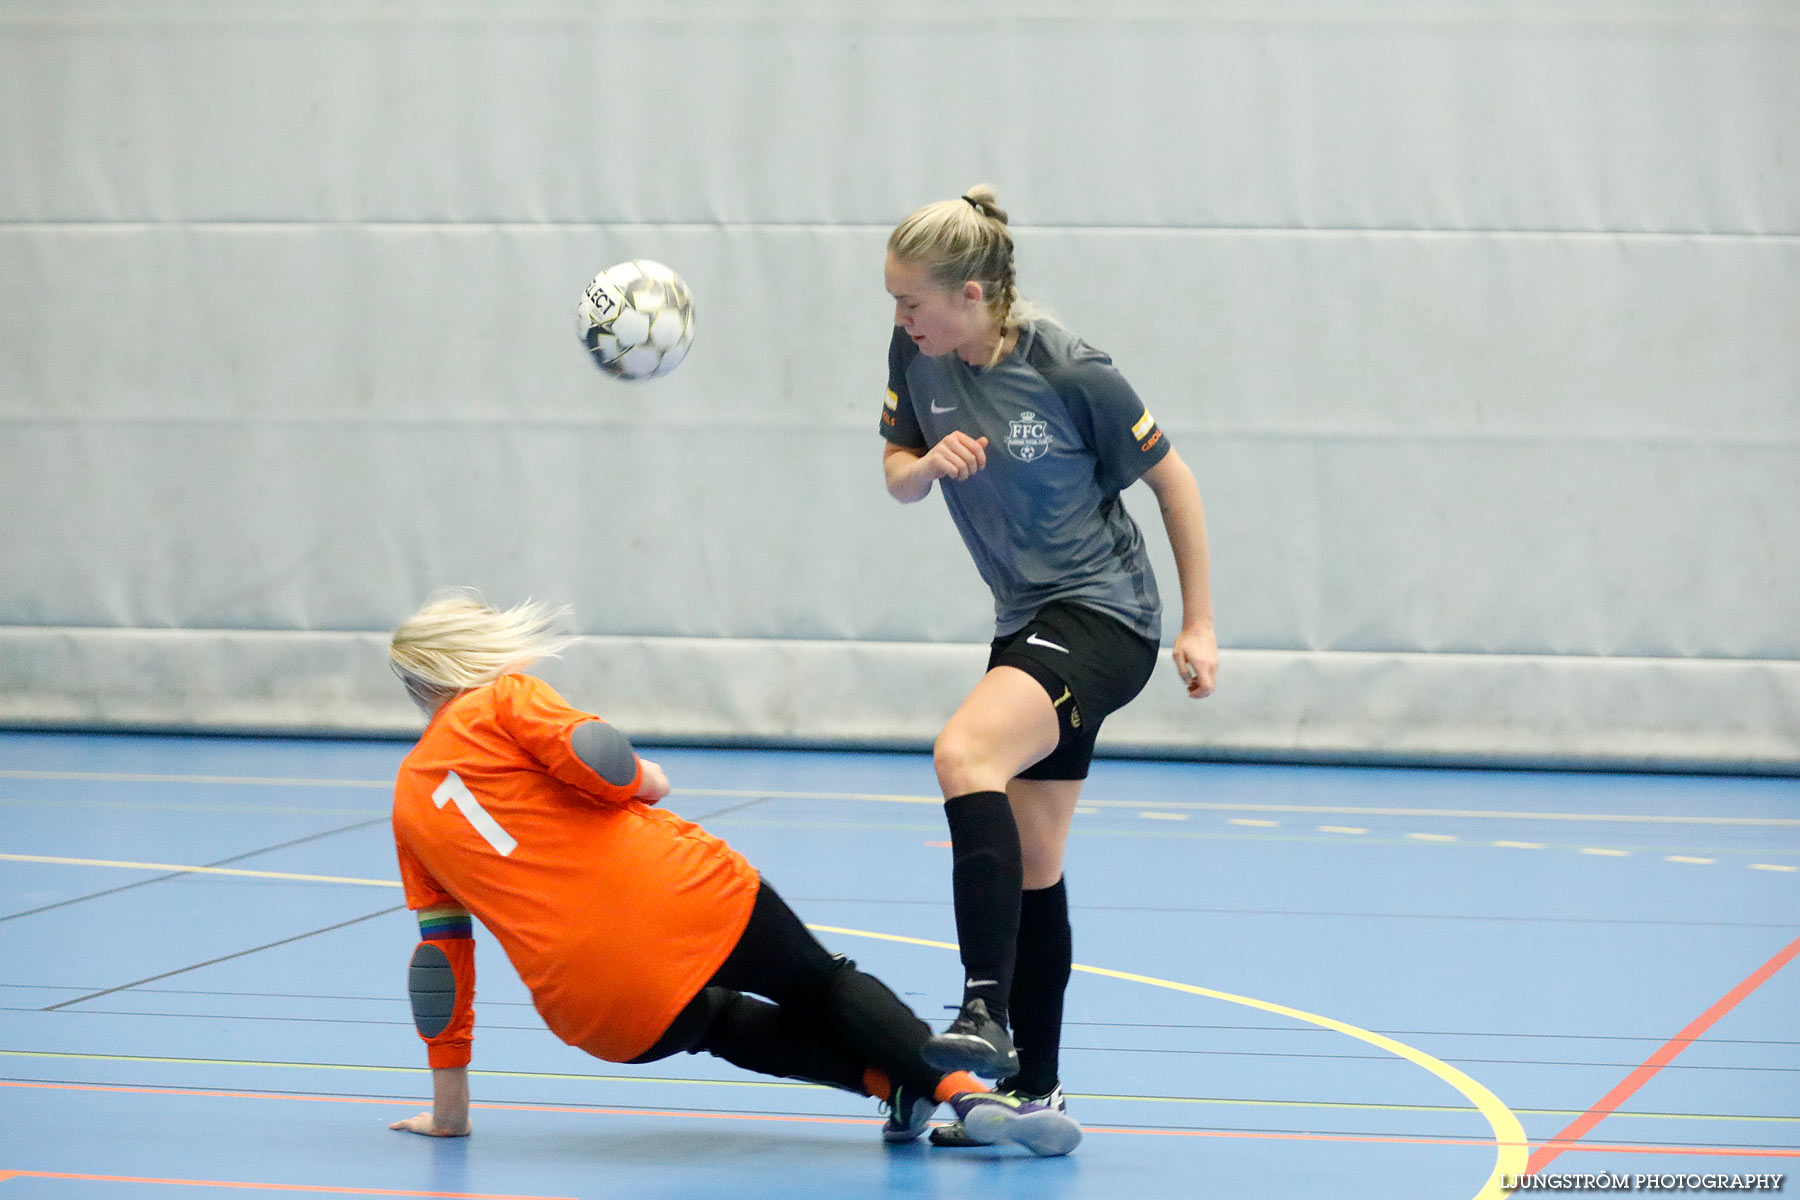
[0, 1171, 570, 1198]
[0, 1079, 871, 1126]
[5, 1080, 1796, 1159]
[1527, 931, 1800, 1177]
[1542, 1142, 1800, 1162]
[1084, 1128, 1799, 1158]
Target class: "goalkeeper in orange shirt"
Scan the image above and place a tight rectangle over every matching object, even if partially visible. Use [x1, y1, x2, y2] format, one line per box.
[383, 591, 1081, 1156]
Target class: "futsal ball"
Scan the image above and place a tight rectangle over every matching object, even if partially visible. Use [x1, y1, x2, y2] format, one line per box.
[577, 260, 695, 381]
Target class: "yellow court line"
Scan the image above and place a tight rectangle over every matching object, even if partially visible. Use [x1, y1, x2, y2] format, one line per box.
[0, 847, 1535, 1196]
[808, 925, 1529, 1200]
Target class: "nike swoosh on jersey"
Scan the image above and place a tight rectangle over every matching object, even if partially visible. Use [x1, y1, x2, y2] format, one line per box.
[1025, 633, 1070, 653]
[930, 401, 957, 413]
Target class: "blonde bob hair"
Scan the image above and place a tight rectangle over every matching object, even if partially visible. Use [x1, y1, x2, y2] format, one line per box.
[888, 183, 1025, 366]
[389, 589, 573, 702]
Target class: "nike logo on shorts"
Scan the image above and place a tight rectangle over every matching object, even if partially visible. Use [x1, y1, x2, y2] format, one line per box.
[930, 401, 957, 413]
[1026, 633, 1069, 653]
[966, 979, 999, 989]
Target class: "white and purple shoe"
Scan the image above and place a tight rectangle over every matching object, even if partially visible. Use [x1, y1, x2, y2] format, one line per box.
[945, 1088, 1082, 1157]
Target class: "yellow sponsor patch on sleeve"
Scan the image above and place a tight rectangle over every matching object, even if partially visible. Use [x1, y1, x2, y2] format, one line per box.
[1131, 410, 1156, 441]
[885, 388, 899, 411]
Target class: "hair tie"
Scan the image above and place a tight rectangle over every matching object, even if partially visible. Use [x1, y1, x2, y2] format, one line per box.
[961, 194, 982, 212]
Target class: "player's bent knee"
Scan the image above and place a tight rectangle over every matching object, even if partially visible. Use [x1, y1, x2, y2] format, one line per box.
[934, 729, 1005, 794]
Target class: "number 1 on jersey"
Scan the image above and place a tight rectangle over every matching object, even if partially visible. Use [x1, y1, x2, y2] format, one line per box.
[432, 771, 519, 857]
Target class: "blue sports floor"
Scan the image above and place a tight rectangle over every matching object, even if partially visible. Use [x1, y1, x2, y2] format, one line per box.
[2, 731, 1797, 1199]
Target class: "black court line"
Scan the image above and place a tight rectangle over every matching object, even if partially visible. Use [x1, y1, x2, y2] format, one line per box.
[41, 906, 406, 1011]
[1065, 1021, 1800, 1047]
[12, 1001, 1800, 1056]
[13, 984, 1793, 1050]
[777, 894, 1799, 931]
[0, 984, 546, 1012]
[29, 1009, 447, 1030]
[688, 796, 775, 822]
[3, 1068, 1790, 1129]
[0, 817, 391, 924]
[1074, 905, 1800, 930]
[1062, 1045, 1800, 1073]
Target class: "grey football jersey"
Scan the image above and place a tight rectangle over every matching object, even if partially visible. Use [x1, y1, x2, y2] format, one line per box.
[880, 319, 1171, 641]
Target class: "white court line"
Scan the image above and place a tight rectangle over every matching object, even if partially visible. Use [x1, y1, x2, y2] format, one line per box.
[0, 853, 399, 888]
[0, 770, 389, 790]
[4, 770, 1795, 828]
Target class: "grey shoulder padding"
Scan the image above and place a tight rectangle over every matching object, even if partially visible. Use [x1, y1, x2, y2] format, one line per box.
[570, 719, 639, 787]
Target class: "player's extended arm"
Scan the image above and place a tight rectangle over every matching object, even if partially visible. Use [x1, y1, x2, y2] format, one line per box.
[1141, 448, 1218, 698]
[391, 905, 475, 1137]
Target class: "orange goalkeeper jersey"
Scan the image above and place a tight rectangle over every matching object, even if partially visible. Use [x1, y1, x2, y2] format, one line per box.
[392, 673, 760, 1062]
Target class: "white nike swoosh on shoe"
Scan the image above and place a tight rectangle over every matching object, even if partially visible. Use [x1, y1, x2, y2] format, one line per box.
[930, 401, 957, 413]
[1025, 633, 1069, 653]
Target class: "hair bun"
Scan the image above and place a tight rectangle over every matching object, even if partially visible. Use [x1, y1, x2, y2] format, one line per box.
[961, 184, 1009, 225]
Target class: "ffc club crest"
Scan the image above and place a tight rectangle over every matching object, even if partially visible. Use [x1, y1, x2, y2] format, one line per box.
[1005, 411, 1053, 462]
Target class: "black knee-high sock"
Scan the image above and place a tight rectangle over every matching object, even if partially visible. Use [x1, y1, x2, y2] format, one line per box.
[1008, 877, 1072, 1095]
[944, 791, 1023, 1022]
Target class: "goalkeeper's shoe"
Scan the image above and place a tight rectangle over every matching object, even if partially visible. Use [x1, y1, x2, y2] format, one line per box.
[880, 1082, 937, 1144]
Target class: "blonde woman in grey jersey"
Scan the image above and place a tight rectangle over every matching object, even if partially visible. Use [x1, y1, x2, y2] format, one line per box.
[880, 184, 1218, 1149]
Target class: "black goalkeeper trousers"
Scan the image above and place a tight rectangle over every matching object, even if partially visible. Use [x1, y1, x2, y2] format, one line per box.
[627, 881, 942, 1098]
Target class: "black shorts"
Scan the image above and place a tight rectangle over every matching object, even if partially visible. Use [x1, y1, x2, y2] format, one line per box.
[987, 600, 1159, 782]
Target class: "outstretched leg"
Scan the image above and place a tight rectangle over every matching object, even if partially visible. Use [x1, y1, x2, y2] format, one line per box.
[706, 882, 949, 1100]
[633, 882, 988, 1142]
[632, 985, 870, 1091]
